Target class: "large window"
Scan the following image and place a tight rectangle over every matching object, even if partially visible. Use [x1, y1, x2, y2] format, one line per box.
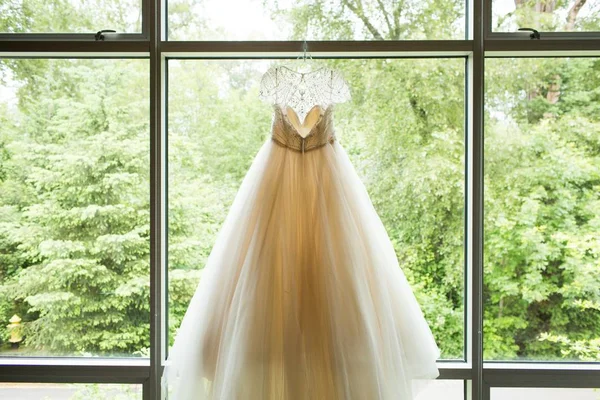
[167, 58, 466, 359]
[485, 57, 600, 362]
[167, 0, 467, 40]
[0, 0, 599, 399]
[0, 59, 150, 358]
[491, 387, 600, 400]
[492, 0, 600, 33]
[0, 1, 143, 34]
[0, 383, 143, 399]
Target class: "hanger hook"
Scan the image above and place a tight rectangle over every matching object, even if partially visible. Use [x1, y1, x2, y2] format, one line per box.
[302, 40, 308, 61]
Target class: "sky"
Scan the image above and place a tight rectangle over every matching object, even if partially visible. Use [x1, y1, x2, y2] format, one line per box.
[190, 0, 291, 40]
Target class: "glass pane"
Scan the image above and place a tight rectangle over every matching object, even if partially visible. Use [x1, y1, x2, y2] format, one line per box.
[492, 0, 600, 32]
[0, 383, 142, 400]
[418, 380, 465, 400]
[167, 59, 465, 360]
[492, 387, 600, 400]
[0, 59, 150, 357]
[484, 58, 600, 362]
[0, 0, 142, 33]
[167, 0, 466, 40]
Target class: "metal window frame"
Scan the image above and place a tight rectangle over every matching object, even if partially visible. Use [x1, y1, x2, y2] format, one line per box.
[0, 0, 599, 399]
[484, 0, 600, 40]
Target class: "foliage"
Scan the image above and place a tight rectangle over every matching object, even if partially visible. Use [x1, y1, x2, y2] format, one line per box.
[0, 0, 598, 365]
[0, 0, 141, 33]
[484, 58, 600, 360]
[0, 59, 150, 356]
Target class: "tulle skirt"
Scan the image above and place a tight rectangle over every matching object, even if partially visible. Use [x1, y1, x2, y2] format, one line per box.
[162, 137, 441, 400]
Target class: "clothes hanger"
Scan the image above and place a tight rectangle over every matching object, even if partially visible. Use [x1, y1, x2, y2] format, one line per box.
[282, 39, 323, 75]
[296, 40, 313, 73]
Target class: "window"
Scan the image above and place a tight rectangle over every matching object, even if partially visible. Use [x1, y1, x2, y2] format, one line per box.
[492, 0, 600, 33]
[418, 380, 467, 399]
[167, 0, 467, 40]
[0, 59, 150, 358]
[484, 57, 600, 362]
[0, 383, 143, 400]
[0, 1, 143, 33]
[166, 58, 466, 360]
[0, 0, 599, 398]
[491, 387, 600, 400]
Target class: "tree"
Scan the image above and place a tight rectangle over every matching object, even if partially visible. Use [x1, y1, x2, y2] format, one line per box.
[0, 0, 598, 364]
[496, 0, 598, 32]
[0, 59, 150, 355]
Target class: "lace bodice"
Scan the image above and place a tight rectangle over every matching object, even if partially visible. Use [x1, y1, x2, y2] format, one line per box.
[259, 65, 351, 154]
[270, 104, 336, 154]
[259, 65, 351, 122]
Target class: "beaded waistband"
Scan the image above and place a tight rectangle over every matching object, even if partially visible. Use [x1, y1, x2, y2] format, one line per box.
[271, 135, 335, 153]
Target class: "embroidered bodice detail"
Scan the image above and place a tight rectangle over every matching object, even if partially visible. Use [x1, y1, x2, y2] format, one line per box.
[271, 104, 336, 154]
[259, 65, 350, 123]
[259, 65, 351, 154]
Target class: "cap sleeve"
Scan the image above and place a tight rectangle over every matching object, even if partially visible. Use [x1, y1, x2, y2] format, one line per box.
[258, 66, 278, 104]
[329, 69, 351, 104]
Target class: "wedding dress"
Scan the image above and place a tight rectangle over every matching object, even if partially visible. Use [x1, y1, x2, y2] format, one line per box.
[161, 65, 441, 400]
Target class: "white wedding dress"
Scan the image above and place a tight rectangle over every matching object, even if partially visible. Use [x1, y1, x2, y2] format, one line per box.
[162, 65, 441, 400]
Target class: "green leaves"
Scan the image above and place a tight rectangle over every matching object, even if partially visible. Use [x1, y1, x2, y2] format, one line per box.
[484, 58, 600, 361]
[0, 59, 149, 356]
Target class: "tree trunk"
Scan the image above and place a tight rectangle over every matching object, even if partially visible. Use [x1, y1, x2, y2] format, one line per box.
[566, 0, 587, 31]
[514, 1, 586, 111]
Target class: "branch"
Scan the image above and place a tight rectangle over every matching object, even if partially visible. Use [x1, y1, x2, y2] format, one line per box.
[392, 2, 402, 39]
[343, 0, 385, 40]
[566, 0, 587, 31]
[375, 0, 394, 37]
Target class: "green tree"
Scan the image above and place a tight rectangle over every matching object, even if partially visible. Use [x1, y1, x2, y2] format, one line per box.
[0, 0, 141, 33]
[0, 0, 598, 364]
[484, 58, 600, 361]
[0, 59, 150, 355]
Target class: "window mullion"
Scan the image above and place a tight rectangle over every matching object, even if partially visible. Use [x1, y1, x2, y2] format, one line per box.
[160, 40, 474, 56]
[470, 1, 485, 400]
[0, 361, 149, 384]
[484, 38, 600, 56]
[485, 365, 600, 388]
[0, 39, 149, 56]
[149, 0, 166, 399]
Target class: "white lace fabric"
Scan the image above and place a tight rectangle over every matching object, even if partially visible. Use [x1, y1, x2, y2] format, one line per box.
[259, 65, 352, 123]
